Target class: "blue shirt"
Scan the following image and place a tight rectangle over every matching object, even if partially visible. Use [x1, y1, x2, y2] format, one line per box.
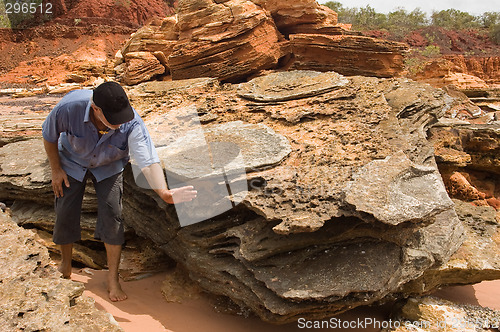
[42, 89, 159, 182]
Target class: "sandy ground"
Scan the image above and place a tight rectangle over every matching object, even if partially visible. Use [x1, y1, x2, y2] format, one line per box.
[70, 268, 500, 332]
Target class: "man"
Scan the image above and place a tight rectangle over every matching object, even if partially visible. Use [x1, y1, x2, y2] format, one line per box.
[42, 81, 197, 302]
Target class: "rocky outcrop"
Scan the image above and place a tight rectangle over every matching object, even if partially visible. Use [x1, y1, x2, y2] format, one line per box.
[115, 0, 408, 84]
[114, 16, 178, 83]
[2, 72, 499, 323]
[168, 0, 288, 82]
[289, 34, 408, 78]
[0, 210, 122, 331]
[118, 71, 497, 323]
[428, 121, 500, 210]
[252, 0, 340, 35]
[446, 55, 500, 85]
[122, 51, 166, 85]
[413, 56, 500, 88]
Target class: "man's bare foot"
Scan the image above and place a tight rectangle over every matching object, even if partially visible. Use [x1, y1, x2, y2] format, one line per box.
[58, 261, 72, 279]
[108, 279, 128, 302]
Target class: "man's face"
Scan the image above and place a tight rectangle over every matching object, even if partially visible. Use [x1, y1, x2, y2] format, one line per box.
[92, 105, 122, 130]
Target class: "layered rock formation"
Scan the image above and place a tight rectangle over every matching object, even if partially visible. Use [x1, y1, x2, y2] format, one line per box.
[117, 72, 499, 322]
[115, 0, 408, 84]
[0, 210, 122, 331]
[1, 71, 499, 323]
[428, 115, 500, 210]
[413, 56, 500, 89]
[288, 34, 408, 78]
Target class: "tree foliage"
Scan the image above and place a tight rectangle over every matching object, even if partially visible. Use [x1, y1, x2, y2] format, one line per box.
[322, 2, 499, 44]
[430, 9, 480, 29]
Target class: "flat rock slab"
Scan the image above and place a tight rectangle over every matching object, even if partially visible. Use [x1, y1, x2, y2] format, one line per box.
[237, 70, 349, 102]
[344, 151, 454, 225]
[156, 121, 292, 180]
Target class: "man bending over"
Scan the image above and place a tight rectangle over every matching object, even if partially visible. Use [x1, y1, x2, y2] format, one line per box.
[42, 82, 197, 301]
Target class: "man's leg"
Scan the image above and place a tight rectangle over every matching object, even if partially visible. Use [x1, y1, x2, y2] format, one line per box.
[104, 243, 127, 302]
[53, 174, 87, 279]
[59, 243, 73, 278]
[92, 172, 127, 301]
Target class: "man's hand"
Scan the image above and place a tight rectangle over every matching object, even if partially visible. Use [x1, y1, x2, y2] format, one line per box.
[160, 186, 197, 204]
[43, 138, 69, 198]
[51, 167, 70, 198]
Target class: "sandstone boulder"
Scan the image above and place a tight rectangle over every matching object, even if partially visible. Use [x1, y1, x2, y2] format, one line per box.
[116, 16, 178, 80]
[2, 72, 499, 323]
[116, 0, 408, 83]
[119, 72, 492, 323]
[168, 0, 287, 82]
[122, 51, 166, 85]
[289, 34, 409, 78]
[253, 0, 340, 35]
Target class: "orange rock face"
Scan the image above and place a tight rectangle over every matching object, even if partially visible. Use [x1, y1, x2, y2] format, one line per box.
[116, 0, 409, 84]
[429, 125, 500, 211]
[289, 34, 408, 78]
[414, 55, 500, 88]
[445, 55, 500, 85]
[255, 0, 339, 35]
[168, 0, 286, 82]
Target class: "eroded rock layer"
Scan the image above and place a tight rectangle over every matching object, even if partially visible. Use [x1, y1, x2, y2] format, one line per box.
[116, 72, 498, 323]
[1, 72, 499, 323]
[115, 0, 408, 84]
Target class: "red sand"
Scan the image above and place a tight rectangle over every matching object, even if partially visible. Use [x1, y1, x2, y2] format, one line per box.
[71, 268, 500, 332]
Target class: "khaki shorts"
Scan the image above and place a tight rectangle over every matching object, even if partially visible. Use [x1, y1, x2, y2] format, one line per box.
[53, 171, 124, 245]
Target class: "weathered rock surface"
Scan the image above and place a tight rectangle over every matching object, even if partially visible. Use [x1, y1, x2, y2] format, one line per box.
[116, 0, 408, 84]
[383, 296, 500, 332]
[344, 151, 454, 226]
[398, 199, 500, 296]
[168, 0, 287, 82]
[236, 70, 348, 102]
[156, 120, 291, 180]
[415, 56, 500, 88]
[253, 0, 340, 35]
[0, 139, 97, 209]
[289, 34, 408, 77]
[1, 72, 499, 323]
[428, 121, 500, 210]
[118, 72, 496, 323]
[122, 51, 166, 85]
[0, 210, 122, 331]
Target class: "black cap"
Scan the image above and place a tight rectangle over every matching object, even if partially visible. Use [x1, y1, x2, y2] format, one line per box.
[92, 82, 134, 125]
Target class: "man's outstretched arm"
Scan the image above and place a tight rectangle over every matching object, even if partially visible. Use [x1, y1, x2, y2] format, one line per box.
[140, 163, 197, 204]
